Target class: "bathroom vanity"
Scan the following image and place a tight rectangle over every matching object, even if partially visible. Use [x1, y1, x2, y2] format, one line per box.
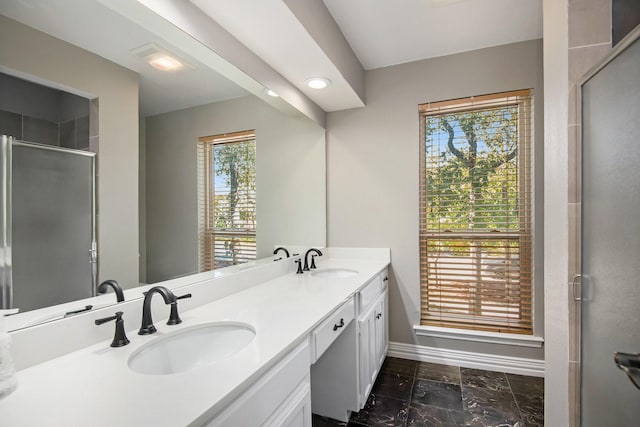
[0, 248, 389, 426]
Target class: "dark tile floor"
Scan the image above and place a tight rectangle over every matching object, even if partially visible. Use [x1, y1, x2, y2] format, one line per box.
[312, 357, 544, 427]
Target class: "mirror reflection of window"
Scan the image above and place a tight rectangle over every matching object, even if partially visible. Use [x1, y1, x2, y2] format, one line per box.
[198, 130, 256, 271]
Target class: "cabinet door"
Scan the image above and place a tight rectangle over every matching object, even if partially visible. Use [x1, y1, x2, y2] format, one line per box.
[374, 290, 388, 368]
[369, 292, 387, 382]
[358, 306, 376, 407]
[267, 382, 312, 427]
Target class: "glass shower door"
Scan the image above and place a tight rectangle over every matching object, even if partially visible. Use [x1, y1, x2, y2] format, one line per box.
[580, 29, 640, 426]
[4, 138, 96, 312]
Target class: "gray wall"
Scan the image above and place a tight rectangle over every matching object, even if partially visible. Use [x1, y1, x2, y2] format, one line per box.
[0, 72, 60, 122]
[326, 40, 544, 360]
[0, 16, 140, 288]
[144, 95, 325, 283]
[139, 115, 147, 284]
[0, 72, 90, 149]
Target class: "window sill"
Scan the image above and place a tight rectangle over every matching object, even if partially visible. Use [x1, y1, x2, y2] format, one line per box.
[414, 325, 544, 348]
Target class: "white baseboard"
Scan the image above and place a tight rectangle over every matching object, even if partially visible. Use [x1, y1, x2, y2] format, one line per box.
[387, 341, 545, 377]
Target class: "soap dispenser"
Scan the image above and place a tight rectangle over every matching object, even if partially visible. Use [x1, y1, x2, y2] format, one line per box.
[0, 310, 17, 399]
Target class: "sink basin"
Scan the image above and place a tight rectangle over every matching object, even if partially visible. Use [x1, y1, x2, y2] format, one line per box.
[311, 268, 358, 278]
[128, 322, 255, 375]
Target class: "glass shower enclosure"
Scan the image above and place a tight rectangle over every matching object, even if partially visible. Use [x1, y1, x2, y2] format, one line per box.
[0, 135, 96, 312]
[580, 27, 640, 425]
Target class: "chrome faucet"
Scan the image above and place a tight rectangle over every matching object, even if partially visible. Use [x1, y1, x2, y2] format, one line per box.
[138, 286, 179, 335]
[97, 279, 125, 303]
[303, 248, 323, 271]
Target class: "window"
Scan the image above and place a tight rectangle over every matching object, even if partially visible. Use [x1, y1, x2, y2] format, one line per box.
[198, 130, 256, 271]
[419, 90, 533, 334]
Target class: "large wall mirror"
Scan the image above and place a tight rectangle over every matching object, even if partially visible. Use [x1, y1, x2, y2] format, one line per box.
[0, 0, 326, 330]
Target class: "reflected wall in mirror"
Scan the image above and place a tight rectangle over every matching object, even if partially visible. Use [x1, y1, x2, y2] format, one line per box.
[0, 1, 326, 329]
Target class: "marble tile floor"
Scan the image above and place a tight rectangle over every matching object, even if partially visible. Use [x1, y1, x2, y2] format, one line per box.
[312, 357, 544, 427]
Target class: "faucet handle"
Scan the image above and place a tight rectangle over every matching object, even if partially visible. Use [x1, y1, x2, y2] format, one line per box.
[310, 255, 318, 269]
[295, 259, 304, 274]
[168, 293, 191, 325]
[95, 311, 130, 347]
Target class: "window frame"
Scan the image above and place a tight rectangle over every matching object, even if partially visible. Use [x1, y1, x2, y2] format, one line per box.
[197, 130, 256, 271]
[418, 90, 534, 335]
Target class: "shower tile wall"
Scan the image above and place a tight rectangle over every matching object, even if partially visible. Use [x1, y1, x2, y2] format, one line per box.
[567, 1, 612, 426]
[0, 72, 91, 150]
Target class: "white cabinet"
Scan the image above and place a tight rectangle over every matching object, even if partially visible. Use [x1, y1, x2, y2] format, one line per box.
[309, 268, 389, 421]
[357, 270, 388, 409]
[205, 341, 311, 427]
[311, 298, 355, 363]
[208, 268, 389, 426]
[374, 289, 388, 369]
[264, 380, 312, 427]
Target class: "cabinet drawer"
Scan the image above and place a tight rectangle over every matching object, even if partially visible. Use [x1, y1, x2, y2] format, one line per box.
[313, 298, 355, 362]
[359, 273, 383, 312]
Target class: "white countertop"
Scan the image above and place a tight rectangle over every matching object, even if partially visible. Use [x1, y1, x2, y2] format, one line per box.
[0, 256, 388, 426]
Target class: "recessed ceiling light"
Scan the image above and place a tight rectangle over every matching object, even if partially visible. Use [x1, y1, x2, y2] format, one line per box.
[265, 89, 279, 98]
[131, 43, 194, 73]
[149, 55, 184, 71]
[306, 77, 331, 89]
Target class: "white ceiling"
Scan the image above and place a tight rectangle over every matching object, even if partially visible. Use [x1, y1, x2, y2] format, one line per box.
[324, 0, 543, 70]
[1, 0, 543, 118]
[0, 0, 247, 116]
[188, 0, 542, 112]
[190, 0, 365, 112]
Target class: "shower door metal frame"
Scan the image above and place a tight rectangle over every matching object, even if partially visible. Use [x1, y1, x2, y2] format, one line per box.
[0, 135, 97, 309]
[576, 24, 640, 427]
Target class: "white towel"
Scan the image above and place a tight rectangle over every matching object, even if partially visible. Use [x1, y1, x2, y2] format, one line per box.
[0, 311, 17, 399]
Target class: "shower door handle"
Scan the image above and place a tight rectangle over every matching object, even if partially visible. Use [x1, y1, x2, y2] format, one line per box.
[89, 241, 97, 264]
[614, 352, 640, 390]
[570, 274, 582, 301]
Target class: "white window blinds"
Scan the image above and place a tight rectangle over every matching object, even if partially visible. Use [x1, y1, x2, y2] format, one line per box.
[419, 90, 534, 334]
[198, 130, 256, 271]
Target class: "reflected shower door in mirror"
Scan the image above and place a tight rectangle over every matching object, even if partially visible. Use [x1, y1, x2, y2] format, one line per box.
[0, 1, 326, 329]
[0, 136, 96, 312]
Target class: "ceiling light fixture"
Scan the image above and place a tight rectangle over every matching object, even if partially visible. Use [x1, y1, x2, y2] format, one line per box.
[149, 55, 184, 71]
[306, 77, 331, 89]
[265, 89, 279, 98]
[131, 43, 194, 73]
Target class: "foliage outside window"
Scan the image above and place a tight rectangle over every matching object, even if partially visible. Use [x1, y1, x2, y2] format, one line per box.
[419, 90, 533, 334]
[198, 130, 256, 271]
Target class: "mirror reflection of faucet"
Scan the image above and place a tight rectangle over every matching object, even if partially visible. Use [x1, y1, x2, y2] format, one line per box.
[97, 280, 125, 303]
[273, 247, 290, 259]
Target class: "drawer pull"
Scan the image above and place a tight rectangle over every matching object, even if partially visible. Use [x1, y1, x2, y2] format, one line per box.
[333, 318, 345, 331]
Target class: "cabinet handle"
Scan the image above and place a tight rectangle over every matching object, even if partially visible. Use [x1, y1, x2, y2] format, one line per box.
[383, 276, 388, 282]
[376, 313, 382, 320]
[333, 318, 345, 331]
